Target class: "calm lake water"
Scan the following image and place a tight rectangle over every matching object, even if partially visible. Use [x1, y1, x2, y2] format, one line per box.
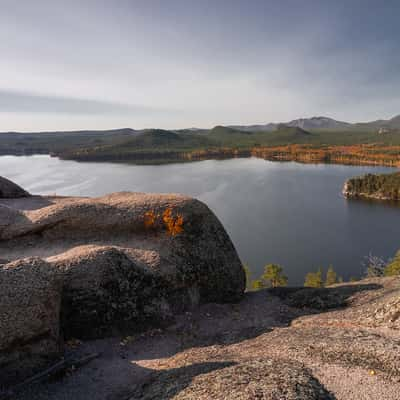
[1, 155, 399, 285]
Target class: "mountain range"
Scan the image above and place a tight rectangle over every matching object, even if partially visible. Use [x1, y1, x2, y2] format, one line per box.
[228, 114, 400, 132]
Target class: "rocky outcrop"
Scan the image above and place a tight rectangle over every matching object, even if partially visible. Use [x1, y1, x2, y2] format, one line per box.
[131, 359, 334, 400]
[0, 193, 245, 334]
[4, 268, 400, 400]
[0, 258, 62, 386]
[16, 275, 396, 400]
[0, 177, 245, 385]
[0, 176, 30, 198]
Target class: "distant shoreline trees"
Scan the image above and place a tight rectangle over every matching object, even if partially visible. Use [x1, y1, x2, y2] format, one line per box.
[245, 249, 400, 293]
[345, 172, 400, 200]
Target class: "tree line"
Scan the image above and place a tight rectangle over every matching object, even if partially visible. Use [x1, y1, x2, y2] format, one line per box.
[244, 251, 400, 291]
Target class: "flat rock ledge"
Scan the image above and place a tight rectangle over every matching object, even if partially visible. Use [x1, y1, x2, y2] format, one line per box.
[0, 177, 245, 386]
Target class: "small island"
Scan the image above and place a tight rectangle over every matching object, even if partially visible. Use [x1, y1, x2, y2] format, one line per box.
[343, 171, 400, 200]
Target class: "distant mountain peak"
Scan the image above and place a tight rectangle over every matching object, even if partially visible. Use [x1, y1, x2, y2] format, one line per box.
[285, 117, 351, 130]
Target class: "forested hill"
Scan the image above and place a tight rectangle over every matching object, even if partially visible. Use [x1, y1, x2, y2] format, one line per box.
[2, 116, 400, 165]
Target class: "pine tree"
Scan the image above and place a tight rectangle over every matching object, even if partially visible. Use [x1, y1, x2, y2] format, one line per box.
[261, 264, 288, 288]
[251, 264, 288, 290]
[304, 268, 323, 288]
[325, 265, 337, 286]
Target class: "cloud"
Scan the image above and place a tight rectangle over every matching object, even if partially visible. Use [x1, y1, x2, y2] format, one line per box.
[1, 1, 400, 129]
[0, 89, 171, 115]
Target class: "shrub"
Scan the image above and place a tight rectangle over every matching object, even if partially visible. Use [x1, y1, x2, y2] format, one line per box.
[363, 253, 387, 277]
[385, 251, 400, 276]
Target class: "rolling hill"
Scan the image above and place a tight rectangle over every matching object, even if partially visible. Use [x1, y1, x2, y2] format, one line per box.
[1, 113, 400, 164]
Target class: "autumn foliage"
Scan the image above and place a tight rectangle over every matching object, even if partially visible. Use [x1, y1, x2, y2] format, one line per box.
[143, 208, 184, 236]
[144, 211, 157, 229]
[162, 208, 184, 236]
[251, 144, 400, 167]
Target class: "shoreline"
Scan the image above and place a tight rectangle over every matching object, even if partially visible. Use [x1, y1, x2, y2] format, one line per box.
[2, 143, 400, 169]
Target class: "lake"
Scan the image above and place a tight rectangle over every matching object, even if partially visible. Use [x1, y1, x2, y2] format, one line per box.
[1, 155, 399, 285]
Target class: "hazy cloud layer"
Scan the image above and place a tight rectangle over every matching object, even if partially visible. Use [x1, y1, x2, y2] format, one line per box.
[0, 0, 399, 130]
[0, 90, 171, 115]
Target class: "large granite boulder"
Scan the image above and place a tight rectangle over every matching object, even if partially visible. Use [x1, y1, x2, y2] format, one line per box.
[0, 258, 62, 386]
[50, 245, 184, 338]
[0, 176, 30, 198]
[1, 189, 245, 339]
[0, 179, 245, 383]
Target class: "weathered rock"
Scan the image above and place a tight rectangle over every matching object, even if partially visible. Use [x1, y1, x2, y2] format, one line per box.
[1, 188, 245, 339]
[0, 176, 30, 198]
[131, 359, 334, 400]
[0, 258, 62, 386]
[0, 204, 25, 234]
[367, 295, 400, 329]
[7, 276, 400, 399]
[50, 245, 190, 338]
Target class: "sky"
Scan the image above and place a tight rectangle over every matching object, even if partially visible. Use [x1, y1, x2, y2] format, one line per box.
[1, 0, 400, 131]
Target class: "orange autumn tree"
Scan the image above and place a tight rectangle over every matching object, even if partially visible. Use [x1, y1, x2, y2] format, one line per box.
[143, 208, 184, 236]
[163, 208, 184, 236]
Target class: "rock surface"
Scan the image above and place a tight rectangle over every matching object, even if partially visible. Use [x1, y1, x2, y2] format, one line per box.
[51, 245, 180, 338]
[0, 176, 30, 198]
[11, 276, 400, 400]
[0, 258, 62, 386]
[0, 177, 245, 385]
[0, 190, 245, 339]
[131, 359, 335, 400]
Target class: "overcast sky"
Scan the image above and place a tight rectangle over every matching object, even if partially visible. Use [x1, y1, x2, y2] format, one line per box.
[1, 0, 399, 131]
